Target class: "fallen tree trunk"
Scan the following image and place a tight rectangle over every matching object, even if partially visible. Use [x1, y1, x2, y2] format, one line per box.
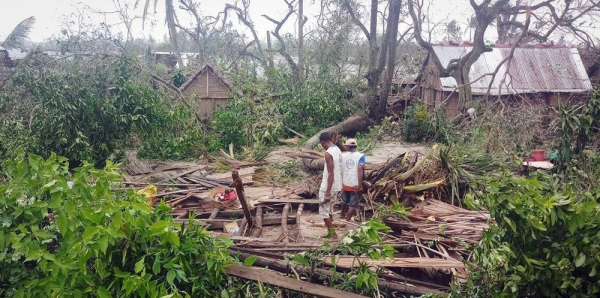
[302, 115, 373, 171]
[303, 115, 373, 150]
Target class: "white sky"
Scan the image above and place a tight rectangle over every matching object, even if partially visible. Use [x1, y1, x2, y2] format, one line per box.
[0, 0, 597, 45]
[0, 0, 470, 43]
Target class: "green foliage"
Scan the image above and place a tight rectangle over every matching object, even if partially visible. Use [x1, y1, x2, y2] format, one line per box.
[212, 99, 284, 150]
[459, 171, 600, 297]
[0, 52, 172, 166]
[402, 103, 435, 143]
[137, 106, 219, 160]
[172, 70, 186, 88]
[555, 90, 600, 170]
[0, 154, 233, 297]
[288, 220, 396, 296]
[273, 71, 361, 136]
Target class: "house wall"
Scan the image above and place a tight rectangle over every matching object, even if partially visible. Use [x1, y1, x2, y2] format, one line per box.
[183, 69, 232, 117]
[184, 71, 230, 99]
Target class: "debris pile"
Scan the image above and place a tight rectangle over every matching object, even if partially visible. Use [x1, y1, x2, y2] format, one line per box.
[123, 147, 489, 296]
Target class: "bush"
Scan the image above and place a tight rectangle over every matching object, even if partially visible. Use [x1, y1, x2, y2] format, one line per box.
[0, 52, 173, 166]
[269, 70, 360, 136]
[0, 154, 233, 297]
[137, 106, 219, 160]
[212, 99, 285, 150]
[402, 103, 435, 142]
[459, 169, 600, 297]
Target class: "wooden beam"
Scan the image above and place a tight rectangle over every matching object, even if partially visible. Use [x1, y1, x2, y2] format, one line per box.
[233, 252, 446, 296]
[226, 264, 368, 298]
[324, 256, 466, 269]
[251, 206, 263, 237]
[174, 216, 295, 230]
[257, 198, 320, 204]
[232, 170, 253, 227]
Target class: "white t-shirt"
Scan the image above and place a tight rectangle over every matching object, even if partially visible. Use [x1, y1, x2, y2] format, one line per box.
[320, 145, 343, 192]
[342, 151, 365, 190]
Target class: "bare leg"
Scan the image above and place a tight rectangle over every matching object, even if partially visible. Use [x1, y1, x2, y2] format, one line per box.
[321, 217, 338, 239]
[340, 202, 347, 219]
[345, 208, 356, 221]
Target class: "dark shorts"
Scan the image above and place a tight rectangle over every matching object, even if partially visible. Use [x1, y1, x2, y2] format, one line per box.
[341, 191, 360, 208]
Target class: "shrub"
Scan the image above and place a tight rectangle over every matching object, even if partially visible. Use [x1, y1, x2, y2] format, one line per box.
[0, 52, 172, 166]
[0, 154, 233, 297]
[459, 170, 600, 297]
[271, 71, 361, 136]
[212, 99, 285, 150]
[402, 103, 435, 142]
[137, 106, 219, 160]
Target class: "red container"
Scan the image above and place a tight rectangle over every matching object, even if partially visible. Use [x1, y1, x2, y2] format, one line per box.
[531, 150, 545, 161]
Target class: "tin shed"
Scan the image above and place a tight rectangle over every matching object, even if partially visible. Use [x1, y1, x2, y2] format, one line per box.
[418, 45, 593, 116]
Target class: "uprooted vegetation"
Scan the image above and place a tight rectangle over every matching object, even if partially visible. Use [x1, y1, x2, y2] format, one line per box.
[1, 44, 600, 297]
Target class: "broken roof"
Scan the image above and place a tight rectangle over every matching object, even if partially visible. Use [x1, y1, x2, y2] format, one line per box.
[431, 45, 593, 95]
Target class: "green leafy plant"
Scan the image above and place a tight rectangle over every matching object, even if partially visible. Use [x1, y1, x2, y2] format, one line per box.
[402, 103, 435, 143]
[0, 154, 233, 297]
[0, 52, 174, 167]
[459, 171, 600, 297]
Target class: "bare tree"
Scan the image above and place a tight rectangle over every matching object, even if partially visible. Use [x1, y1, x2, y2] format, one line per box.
[342, 0, 403, 121]
[137, 0, 184, 68]
[222, 0, 270, 70]
[263, 0, 303, 81]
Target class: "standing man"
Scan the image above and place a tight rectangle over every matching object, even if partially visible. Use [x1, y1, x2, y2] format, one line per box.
[318, 132, 343, 239]
[341, 138, 365, 222]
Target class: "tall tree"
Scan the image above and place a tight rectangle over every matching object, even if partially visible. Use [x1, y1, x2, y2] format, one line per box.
[342, 0, 403, 121]
[137, 0, 184, 68]
[1, 17, 36, 50]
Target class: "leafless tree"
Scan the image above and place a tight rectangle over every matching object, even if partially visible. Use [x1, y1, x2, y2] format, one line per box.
[342, 0, 403, 121]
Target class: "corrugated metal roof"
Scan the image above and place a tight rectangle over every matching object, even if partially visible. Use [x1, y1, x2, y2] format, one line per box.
[433, 45, 593, 95]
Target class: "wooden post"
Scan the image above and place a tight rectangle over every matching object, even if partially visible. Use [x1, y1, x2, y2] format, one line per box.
[250, 206, 263, 238]
[232, 170, 253, 227]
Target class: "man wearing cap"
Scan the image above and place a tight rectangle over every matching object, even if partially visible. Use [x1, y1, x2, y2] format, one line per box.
[341, 138, 365, 222]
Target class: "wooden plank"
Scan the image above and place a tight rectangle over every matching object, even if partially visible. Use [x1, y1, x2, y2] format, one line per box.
[257, 198, 320, 204]
[232, 170, 253, 227]
[226, 265, 368, 298]
[324, 256, 465, 269]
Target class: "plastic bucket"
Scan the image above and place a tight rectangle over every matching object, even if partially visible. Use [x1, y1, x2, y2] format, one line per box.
[531, 150, 545, 161]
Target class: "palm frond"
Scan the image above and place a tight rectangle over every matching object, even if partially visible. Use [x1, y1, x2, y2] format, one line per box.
[2, 17, 36, 50]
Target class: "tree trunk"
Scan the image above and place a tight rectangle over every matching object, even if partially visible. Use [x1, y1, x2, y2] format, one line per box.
[301, 115, 373, 171]
[266, 31, 274, 69]
[166, 0, 184, 68]
[298, 0, 304, 81]
[375, 0, 402, 122]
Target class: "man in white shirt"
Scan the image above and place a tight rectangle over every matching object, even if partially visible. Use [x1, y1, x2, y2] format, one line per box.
[318, 132, 342, 239]
[341, 138, 365, 222]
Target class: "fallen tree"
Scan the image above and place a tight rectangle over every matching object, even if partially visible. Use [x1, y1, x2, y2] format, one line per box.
[301, 114, 373, 171]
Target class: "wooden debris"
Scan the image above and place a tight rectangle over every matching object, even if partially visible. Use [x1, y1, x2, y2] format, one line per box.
[126, 160, 153, 175]
[232, 170, 253, 227]
[257, 198, 319, 204]
[226, 264, 368, 298]
[251, 206, 263, 238]
[324, 256, 466, 269]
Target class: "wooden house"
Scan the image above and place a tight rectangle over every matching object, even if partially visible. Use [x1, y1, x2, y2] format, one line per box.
[179, 64, 239, 117]
[417, 45, 593, 116]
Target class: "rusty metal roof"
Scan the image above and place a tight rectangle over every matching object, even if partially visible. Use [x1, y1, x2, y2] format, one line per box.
[433, 45, 592, 95]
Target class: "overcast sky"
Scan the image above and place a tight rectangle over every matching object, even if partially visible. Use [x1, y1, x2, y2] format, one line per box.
[0, 0, 473, 44]
[1, 0, 597, 45]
